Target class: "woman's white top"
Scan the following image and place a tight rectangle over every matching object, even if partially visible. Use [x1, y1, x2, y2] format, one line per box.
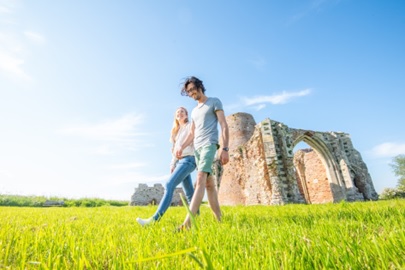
[170, 122, 194, 169]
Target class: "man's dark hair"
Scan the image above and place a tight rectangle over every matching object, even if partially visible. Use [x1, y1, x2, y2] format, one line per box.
[181, 76, 206, 96]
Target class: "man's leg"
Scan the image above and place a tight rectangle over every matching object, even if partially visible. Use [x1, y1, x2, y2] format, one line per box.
[181, 144, 216, 228]
[206, 174, 221, 221]
[182, 171, 207, 228]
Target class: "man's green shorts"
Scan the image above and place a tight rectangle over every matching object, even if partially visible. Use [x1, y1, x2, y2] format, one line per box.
[194, 144, 218, 175]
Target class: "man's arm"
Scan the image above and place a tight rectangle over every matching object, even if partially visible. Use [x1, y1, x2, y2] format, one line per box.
[216, 110, 229, 165]
[175, 121, 195, 158]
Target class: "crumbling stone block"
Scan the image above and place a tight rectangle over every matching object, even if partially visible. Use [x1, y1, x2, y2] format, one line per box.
[130, 183, 185, 206]
[217, 113, 378, 205]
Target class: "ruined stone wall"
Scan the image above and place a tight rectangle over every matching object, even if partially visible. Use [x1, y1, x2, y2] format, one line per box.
[294, 149, 333, 204]
[131, 112, 378, 206]
[130, 183, 185, 206]
[217, 113, 272, 205]
[217, 112, 378, 206]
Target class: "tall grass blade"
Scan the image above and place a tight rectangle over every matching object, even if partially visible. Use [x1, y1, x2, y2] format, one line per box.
[187, 252, 205, 269]
[201, 248, 215, 270]
[179, 193, 198, 230]
[133, 247, 197, 263]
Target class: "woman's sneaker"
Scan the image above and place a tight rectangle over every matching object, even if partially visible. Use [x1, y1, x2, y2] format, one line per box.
[136, 217, 154, 226]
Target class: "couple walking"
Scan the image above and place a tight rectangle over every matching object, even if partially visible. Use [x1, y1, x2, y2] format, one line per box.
[136, 76, 229, 229]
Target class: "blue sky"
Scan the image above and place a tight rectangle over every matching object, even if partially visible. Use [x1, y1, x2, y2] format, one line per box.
[1, 0, 404, 200]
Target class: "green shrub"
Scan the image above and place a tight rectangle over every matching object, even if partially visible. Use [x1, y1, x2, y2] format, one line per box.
[0, 194, 129, 207]
[379, 188, 405, 200]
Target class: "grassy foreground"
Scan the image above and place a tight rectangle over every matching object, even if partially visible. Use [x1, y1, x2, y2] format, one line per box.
[0, 200, 404, 269]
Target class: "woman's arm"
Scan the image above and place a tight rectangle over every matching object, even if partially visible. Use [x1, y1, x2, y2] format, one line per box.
[176, 121, 195, 158]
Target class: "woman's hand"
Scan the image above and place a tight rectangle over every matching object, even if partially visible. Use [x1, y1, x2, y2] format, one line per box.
[175, 147, 183, 159]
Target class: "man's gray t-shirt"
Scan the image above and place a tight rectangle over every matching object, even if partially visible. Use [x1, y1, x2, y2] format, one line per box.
[191, 97, 223, 150]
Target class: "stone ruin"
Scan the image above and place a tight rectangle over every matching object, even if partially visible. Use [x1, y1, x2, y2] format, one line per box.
[216, 112, 379, 205]
[130, 183, 185, 206]
[130, 112, 378, 206]
[43, 200, 65, 207]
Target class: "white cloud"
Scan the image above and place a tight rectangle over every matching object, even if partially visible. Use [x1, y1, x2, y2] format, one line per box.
[0, 168, 14, 179]
[58, 113, 152, 155]
[59, 113, 145, 142]
[24, 31, 46, 45]
[0, 2, 44, 81]
[224, 89, 312, 113]
[0, 31, 28, 80]
[287, 0, 341, 26]
[0, 0, 18, 14]
[243, 89, 312, 107]
[0, 6, 11, 13]
[0, 32, 21, 52]
[0, 51, 30, 80]
[94, 144, 114, 155]
[253, 104, 266, 111]
[108, 162, 147, 170]
[370, 142, 405, 158]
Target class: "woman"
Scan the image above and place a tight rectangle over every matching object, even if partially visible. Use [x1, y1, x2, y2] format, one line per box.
[136, 107, 196, 226]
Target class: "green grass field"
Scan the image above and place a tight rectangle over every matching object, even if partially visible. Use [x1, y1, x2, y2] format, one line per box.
[1, 200, 404, 269]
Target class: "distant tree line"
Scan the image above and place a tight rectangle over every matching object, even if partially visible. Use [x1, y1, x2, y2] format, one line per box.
[0, 194, 129, 207]
[379, 154, 405, 200]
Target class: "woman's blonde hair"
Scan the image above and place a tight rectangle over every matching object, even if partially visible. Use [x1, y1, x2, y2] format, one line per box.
[170, 107, 189, 144]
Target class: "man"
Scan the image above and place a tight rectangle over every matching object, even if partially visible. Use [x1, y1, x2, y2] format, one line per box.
[176, 76, 229, 229]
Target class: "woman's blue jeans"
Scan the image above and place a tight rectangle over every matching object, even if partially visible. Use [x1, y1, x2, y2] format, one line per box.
[152, 156, 196, 221]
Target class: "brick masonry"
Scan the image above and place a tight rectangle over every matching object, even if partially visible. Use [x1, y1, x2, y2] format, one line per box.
[131, 112, 378, 206]
[216, 112, 378, 205]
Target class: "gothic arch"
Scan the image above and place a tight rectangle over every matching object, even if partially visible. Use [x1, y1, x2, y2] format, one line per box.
[292, 132, 345, 202]
[217, 113, 378, 206]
